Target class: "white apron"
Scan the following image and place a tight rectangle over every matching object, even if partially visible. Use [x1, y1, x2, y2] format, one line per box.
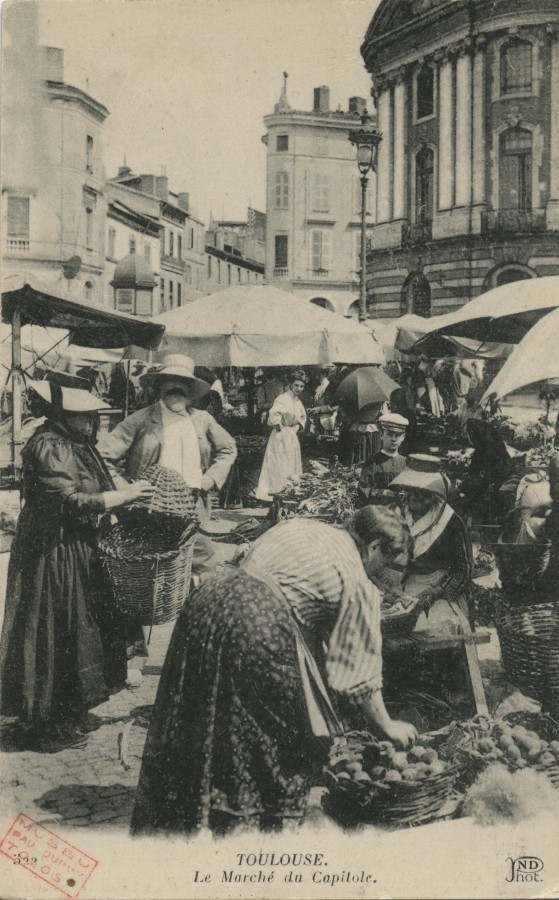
[255, 390, 306, 501]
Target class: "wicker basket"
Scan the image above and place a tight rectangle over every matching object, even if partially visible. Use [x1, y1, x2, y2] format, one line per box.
[449, 712, 559, 790]
[126, 465, 199, 524]
[494, 539, 552, 604]
[99, 520, 197, 625]
[495, 597, 556, 703]
[323, 731, 458, 827]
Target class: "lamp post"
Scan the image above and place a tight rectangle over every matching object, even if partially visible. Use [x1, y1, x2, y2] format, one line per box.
[348, 111, 382, 323]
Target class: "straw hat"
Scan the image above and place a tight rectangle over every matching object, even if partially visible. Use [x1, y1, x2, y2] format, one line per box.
[389, 454, 449, 499]
[140, 354, 211, 400]
[29, 381, 111, 413]
[378, 413, 409, 432]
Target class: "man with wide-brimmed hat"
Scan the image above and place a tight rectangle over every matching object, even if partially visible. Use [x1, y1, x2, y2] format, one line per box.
[357, 413, 409, 506]
[98, 353, 237, 572]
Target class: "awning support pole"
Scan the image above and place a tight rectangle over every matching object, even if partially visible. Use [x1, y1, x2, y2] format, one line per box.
[12, 307, 23, 480]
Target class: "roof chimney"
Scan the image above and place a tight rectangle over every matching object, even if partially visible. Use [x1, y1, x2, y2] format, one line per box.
[177, 192, 190, 212]
[313, 86, 330, 113]
[349, 96, 367, 116]
[155, 176, 168, 201]
[40, 46, 64, 83]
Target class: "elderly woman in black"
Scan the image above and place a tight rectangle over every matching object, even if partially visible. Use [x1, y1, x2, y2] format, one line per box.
[0, 382, 153, 750]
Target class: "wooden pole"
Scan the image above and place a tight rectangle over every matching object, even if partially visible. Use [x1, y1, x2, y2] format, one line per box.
[12, 307, 23, 481]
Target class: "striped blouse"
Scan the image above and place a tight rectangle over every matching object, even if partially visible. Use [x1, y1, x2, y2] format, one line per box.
[242, 518, 383, 699]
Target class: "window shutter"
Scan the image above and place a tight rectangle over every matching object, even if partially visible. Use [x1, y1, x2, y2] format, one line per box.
[7, 197, 30, 237]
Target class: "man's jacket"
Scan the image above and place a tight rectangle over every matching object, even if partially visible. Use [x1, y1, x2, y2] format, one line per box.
[97, 403, 237, 518]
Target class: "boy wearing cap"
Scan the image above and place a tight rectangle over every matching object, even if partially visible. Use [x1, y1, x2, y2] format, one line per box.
[357, 413, 409, 507]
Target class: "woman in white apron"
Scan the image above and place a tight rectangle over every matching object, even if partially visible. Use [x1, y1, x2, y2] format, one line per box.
[255, 371, 307, 501]
[383, 455, 473, 635]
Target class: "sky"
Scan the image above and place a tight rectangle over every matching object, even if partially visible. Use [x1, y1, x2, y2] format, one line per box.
[22, 0, 383, 223]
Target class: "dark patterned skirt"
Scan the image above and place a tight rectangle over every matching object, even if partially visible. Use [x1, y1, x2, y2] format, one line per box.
[130, 569, 322, 836]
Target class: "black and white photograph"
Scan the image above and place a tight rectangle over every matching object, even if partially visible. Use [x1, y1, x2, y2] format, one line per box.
[1, 1, 559, 897]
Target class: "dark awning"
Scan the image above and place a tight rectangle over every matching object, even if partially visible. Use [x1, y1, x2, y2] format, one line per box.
[1, 274, 164, 350]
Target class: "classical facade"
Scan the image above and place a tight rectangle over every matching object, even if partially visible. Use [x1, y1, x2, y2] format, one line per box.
[204, 209, 266, 294]
[2, 46, 108, 304]
[361, 0, 559, 318]
[263, 80, 370, 315]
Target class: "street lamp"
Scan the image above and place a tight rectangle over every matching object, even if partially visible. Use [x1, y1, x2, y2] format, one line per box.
[348, 111, 382, 323]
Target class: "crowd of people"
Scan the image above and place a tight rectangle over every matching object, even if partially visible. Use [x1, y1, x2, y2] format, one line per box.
[0, 349, 557, 835]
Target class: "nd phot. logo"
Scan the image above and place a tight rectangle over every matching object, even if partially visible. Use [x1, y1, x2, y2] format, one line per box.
[506, 856, 544, 883]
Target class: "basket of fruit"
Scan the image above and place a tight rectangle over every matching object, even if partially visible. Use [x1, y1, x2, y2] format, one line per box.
[443, 713, 559, 790]
[322, 730, 458, 827]
[381, 596, 422, 637]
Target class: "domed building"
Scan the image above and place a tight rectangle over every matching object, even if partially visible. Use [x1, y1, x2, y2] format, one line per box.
[360, 0, 559, 318]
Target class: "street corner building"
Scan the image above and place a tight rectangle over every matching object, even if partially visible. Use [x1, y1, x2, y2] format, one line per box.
[360, 0, 559, 320]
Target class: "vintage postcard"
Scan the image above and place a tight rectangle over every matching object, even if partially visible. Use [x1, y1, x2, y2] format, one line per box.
[1, 0, 559, 898]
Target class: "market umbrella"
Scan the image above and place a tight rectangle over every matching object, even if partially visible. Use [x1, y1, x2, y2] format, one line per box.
[480, 306, 559, 405]
[125, 285, 384, 367]
[404, 332, 513, 360]
[334, 366, 400, 412]
[417, 276, 559, 344]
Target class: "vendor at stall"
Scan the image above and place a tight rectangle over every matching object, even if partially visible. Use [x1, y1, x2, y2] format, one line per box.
[130, 506, 417, 836]
[459, 419, 513, 522]
[255, 370, 307, 502]
[357, 413, 409, 506]
[0, 382, 153, 750]
[386, 454, 473, 634]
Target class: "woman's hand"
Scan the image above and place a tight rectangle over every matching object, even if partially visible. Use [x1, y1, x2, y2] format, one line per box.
[121, 479, 154, 504]
[382, 718, 418, 749]
[275, 423, 282, 432]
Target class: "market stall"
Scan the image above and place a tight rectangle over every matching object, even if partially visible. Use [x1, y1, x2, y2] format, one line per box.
[1, 274, 164, 478]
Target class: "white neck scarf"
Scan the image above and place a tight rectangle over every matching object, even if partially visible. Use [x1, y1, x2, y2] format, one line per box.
[158, 401, 202, 489]
[403, 497, 454, 559]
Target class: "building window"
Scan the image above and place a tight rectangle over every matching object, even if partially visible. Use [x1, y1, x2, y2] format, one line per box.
[177, 283, 182, 306]
[276, 134, 289, 152]
[160, 278, 165, 310]
[274, 234, 288, 269]
[275, 171, 289, 209]
[499, 127, 532, 210]
[416, 66, 434, 120]
[7, 196, 30, 247]
[207, 255, 212, 278]
[107, 227, 116, 258]
[143, 243, 151, 264]
[501, 38, 532, 95]
[185, 264, 191, 284]
[189, 227, 194, 250]
[311, 230, 331, 274]
[169, 231, 174, 257]
[129, 235, 136, 253]
[415, 147, 434, 223]
[217, 259, 221, 283]
[85, 207, 94, 248]
[84, 281, 94, 301]
[86, 135, 93, 173]
[312, 172, 329, 212]
[177, 235, 183, 259]
[169, 281, 174, 308]
[402, 273, 431, 317]
[227, 264, 232, 285]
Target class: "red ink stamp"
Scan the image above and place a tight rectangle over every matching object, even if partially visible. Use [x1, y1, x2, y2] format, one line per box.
[0, 813, 98, 898]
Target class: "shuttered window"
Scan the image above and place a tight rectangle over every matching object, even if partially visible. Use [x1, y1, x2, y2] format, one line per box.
[7, 196, 29, 237]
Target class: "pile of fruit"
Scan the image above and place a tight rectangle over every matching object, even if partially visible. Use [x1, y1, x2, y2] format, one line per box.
[280, 466, 358, 523]
[325, 733, 451, 791]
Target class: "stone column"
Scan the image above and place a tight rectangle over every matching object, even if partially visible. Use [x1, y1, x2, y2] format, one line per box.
[455, 50, 472, 207]
[376, 87, 392, 222]
[472, 39, 486, 206]
[548, 31, 559, 228]
[438, 59, 454, 210]
[393, 76, 406, 220]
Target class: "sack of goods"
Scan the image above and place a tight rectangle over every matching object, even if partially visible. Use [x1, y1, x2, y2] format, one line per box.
[98, 465, 198, 626]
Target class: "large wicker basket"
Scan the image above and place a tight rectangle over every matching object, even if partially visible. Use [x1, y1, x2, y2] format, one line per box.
[323, 730, 458, 828]
[99, 520, 197, 626]
[495, 597, 557, 703]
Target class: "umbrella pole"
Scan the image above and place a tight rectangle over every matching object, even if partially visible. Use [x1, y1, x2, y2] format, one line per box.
[11, 307, 23, 481]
